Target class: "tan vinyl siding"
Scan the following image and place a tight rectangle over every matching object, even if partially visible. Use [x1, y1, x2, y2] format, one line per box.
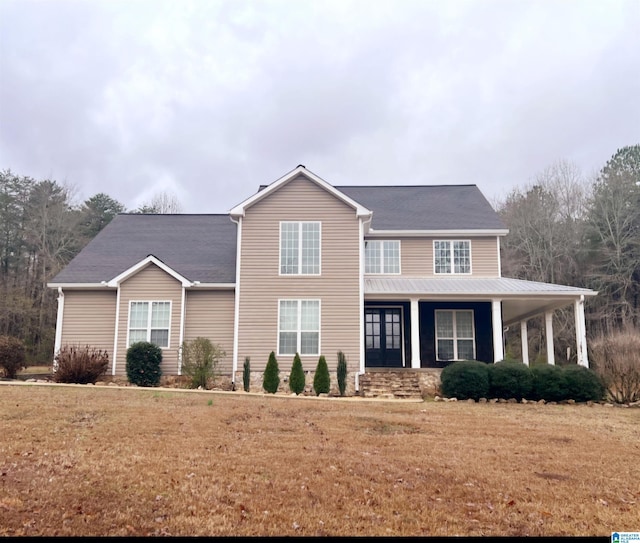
[184, 290, 235, 375]
[385, 236, 500, 277]
[60, 290, 117, 361]
[238, 175, 362, 373]
[115, 264, 183, 376]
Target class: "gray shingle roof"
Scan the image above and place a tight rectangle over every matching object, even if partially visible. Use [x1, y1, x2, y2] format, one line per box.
[337, 185, 507, 231]
[49, 214, 237, 284]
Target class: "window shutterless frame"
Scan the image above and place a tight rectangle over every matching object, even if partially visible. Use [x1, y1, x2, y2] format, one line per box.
[126, 300, 172, 349]
[279, 221, 321, 275]
[277, 299, 321, 356]
[433, 240, 472, 274]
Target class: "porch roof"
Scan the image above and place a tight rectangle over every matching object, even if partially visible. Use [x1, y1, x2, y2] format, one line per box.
[364, 276, 597, 326]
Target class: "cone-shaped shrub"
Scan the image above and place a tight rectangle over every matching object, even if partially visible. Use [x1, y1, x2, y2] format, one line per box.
[440, 360, 490, 400]
[126, 341, 162, 387]
[313, 355, 330, 395]
[289, 352, 305, 395]
[263, 351, 280, 393]
[488, 360, 533, 401]
[337, 351, 348, 396]
[243, 356, 251, 392]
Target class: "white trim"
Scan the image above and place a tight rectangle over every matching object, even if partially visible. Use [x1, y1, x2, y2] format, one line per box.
[107, 255, 191, 287]
[575, 295, 589, 367]
[231, 216, 242, 385]
[433, 239, 472, 275]
[410, 298, 420, 368]
[47, 283, 112, 289]
[358, 217, 368, 377]
[277, 299, 321, 357]
[435, 308, 476, 362]
[53, 287, 65, 366]
[497, 237, 502, 277]
[112, 286, 121, 375]
[178, 286, 186, 375]
[126, 300, 172, 349]
[520, 320, 529, 366]
[189, 283, 235, 289]
[368, 229, 508, 238]
[230, 165, 371, 218]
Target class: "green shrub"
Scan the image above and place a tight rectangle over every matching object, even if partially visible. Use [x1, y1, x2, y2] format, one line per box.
[243, 356, 251, 392]
[181, 337, 224, 389]
[126, 341, 163, 387]
[488, 360, 533, 401]
[0, 335, 26, 379]
[561, 365, 605, 402]
[289, 353, 305, 395]
[529, 364, 566, 402]
[440, 360, 490, 401]
[337, 350, 348, 396]
[263, 351, 280, 393]
[313, 355, 330, 395]
[53, 345, 109, 384]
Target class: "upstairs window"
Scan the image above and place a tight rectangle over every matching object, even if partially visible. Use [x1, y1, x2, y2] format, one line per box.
[365, 240, 400, 274]
[434, 240, 471, 274]
[128, 301, 171, 348]
[280, 222, 321, 275]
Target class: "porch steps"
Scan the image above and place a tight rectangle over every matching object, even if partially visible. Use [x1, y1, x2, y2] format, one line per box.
[359, 370, 424, 400]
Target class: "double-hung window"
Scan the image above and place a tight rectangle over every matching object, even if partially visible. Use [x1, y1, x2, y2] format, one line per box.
[434, 240, 471, 274]
[278, 299, 320, 356]
[280, 221, 321, 275]
[365, 240, 400, 274]
[128, 301, 171, 348]
[435, 310, 475, 361]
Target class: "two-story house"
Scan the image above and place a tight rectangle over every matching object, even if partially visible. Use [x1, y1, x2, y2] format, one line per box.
[47, 166, 596, 393]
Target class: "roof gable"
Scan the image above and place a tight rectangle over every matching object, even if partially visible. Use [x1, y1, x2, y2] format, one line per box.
[107, 255, 191, 287]
[229, 165, 372, 218]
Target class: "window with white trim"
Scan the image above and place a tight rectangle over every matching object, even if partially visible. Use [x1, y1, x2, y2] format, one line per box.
[435, 310, 475, 361]
[128, 301, 171, 348]
[365, 240, 400, 274]
[434, 240, 471, 274]
[278, 299, 320, 355]
[280, 221, 321, 275]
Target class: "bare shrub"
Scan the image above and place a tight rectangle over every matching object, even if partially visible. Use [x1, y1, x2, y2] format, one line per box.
[590, 328, 640, 403]
[54, 345, 109, 384]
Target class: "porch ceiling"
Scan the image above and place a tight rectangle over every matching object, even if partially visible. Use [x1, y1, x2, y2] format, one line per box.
[363, 276, 597, 326]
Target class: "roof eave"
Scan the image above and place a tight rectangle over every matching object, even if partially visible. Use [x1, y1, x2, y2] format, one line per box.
[367, 229, 509, 237]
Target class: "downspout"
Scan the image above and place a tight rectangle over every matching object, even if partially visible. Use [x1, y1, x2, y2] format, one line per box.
[230, 215, 242, 390]
[53, 287, 65, 370]
[178, 285, 186, 375]
[357, 214, 373, 392]
[112, 286, 121, 376]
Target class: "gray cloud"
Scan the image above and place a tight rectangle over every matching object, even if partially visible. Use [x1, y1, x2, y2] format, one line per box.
[1, 0, 638, 213]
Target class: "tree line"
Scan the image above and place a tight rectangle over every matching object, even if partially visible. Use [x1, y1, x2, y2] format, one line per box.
[1, 144, 638, 365]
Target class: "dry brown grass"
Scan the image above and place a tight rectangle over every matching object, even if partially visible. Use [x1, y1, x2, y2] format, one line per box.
[1, 383, 638, 537]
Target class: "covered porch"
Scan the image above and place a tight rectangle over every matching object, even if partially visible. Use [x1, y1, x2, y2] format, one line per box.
[361, 276, 597, 371]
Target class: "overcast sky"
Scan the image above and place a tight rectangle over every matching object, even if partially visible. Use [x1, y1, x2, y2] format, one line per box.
[1, 0, 639, 213]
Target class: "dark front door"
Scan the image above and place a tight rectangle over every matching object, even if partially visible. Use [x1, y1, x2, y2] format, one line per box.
[365, 308, 403, 367]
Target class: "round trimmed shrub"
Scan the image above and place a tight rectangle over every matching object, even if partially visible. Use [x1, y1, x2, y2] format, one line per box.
[313, 355, 330, 395]
[126, 341, 162, 387]
[530, 364, 566, 402]
[488, 360, 533, 401]
[440, 360, 490, 401]
[561, 365, 605, 402]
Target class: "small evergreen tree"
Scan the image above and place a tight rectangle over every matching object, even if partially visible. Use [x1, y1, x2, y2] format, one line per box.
[337, 351, 348, 396]
[126, 341, 163, 387]
[243, 356, 251, 392]
[289, 352, 305, 395]
[263, 351, 280, 393]
[313, 355, 330, 395]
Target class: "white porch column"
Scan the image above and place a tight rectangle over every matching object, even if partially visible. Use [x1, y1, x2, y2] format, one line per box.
[520, 320, 529, 366]
[575, 295, 589, 367]
[410, 298, 420, 368]
[545, 311, 555, 365]
[491, 299, 504, 362]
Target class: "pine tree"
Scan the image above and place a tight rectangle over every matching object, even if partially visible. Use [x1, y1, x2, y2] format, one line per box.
[289, 352, 306, 395]
[263, 351, 280, 393]
[337, 351, 348, 396]
[243, 356, 251, 392]
[313, 355, 330, 395]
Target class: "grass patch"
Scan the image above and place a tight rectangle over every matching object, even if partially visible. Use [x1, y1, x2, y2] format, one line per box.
[0, 384, 638, 537]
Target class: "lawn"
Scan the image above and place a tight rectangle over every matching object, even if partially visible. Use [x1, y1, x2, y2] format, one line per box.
[0, 383, 638, 537]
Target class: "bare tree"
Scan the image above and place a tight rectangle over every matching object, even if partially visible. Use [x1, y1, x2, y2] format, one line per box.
[137, 191, 183, 214]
